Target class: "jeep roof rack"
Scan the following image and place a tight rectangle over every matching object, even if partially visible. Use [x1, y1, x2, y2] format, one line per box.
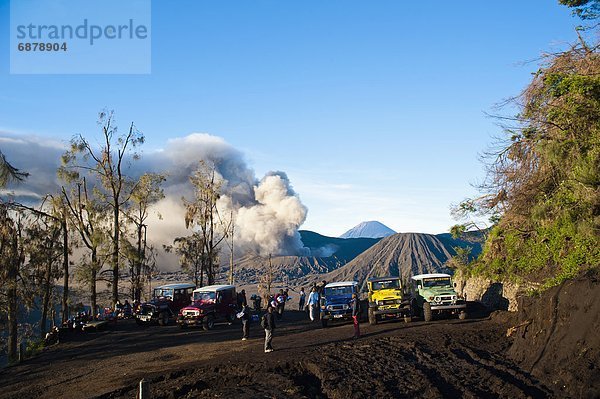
[193, 284, 235, 292]
[155, 283, 196, 290]
[367, 276, 401, 283]
[411, 273, 452, 280]
[325, 281, 358, 288]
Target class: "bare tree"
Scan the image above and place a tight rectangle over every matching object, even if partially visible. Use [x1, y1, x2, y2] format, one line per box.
[61, 110, 144, 305]
[0, 152, 28, 362]
[59, 177, 108, 315]
[184, 161, 226, 285]
[125, 173, 165, 301]
[0, 205, 25, 363]
[165, 232, 206, 287]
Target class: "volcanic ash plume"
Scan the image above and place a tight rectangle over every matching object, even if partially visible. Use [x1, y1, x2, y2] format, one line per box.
[231, 172, 308, 256]
[151, 134, 309, 257]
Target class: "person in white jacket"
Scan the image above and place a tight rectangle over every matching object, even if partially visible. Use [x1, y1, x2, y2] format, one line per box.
[307, 286, 320, 322]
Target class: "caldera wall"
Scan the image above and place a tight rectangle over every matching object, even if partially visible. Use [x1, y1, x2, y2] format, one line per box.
[507, 274, 600, 397]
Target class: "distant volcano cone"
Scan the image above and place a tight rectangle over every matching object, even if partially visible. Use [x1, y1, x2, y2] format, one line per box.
[339, 221, 396, 239]
[326, 233, 454, 287]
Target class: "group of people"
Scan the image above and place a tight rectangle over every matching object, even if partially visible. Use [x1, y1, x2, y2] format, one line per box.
[114, 299, 135, 319]
[297, 281, 326, 322]
[241, 282, 361, 354]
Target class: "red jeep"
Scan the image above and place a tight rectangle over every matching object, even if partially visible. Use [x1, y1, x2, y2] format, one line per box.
[136, 283, 195, 326]
[177, 285, 237, 330]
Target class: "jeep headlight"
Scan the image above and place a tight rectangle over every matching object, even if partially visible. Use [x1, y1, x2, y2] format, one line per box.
[377, 300, 384, 306]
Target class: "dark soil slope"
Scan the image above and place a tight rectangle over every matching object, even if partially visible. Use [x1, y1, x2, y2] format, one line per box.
[299, 230, 380, 260]
[508, 272, 600, 398]
[230, 254, 344, 284]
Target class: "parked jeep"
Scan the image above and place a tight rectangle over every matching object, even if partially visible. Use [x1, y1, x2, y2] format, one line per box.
[411, 273, 467, 322]
[367, 276, 412, 325]
[136, 283, 195, 326]
[320, 281, 359, 328]
[177, 284, 237, 330]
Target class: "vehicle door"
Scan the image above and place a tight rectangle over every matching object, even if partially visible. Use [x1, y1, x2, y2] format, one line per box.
[173, 289, 185, 309]
[220, 288, 235, 317]
[183, 287, 193, 306]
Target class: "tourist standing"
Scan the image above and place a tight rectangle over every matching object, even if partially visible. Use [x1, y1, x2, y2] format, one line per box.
[275, 289, 286, 320]
[350, 293, 361, 339]
[262, 306, 276, 353]
[307, 287, 319, 322]
[240, 304, 251, 340]
[298, 287, 306, 311]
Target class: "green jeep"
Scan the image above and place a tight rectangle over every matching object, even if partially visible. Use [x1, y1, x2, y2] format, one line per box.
[411, 273, 467, 322]
[366, 276, 413, 325]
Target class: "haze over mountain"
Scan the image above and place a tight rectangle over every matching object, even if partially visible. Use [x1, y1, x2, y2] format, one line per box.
[224, 230, 381, 285]
[223, 229, 483, 288]
[340, 221, 396, 239]
[319, 232, 483, 289]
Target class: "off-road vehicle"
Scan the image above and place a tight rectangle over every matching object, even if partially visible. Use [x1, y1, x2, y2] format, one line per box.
[136, 283, 195, 326]
[367, 276, 412, 325]
[411, 273, 467, 322]
[177, 284, 237, 330]
[320, 281, 359, 328]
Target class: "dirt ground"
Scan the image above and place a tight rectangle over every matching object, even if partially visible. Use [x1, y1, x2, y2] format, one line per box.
[0, 306, 555, 399]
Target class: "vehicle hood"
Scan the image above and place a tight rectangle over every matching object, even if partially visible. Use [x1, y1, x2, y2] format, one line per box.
[143, 298, 171, 307]
[183, 300, 215, 310]
[420, 287, 457, 297]
[371, 288, 403, 300]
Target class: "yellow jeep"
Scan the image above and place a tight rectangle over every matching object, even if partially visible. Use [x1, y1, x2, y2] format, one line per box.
[367, 276, 413, 325]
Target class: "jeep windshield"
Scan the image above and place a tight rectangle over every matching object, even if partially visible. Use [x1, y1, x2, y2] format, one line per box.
[372, 279, 400, 290]
[153, 288, 174, 299]
[193, 291, 216, 302]
[422, 277, 452, 288]
[325, 286, 354, 296]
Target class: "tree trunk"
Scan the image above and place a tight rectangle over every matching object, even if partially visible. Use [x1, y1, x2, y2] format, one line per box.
[200, 258, 204, 287]
[7, 281, 17, 363]
[7, 235, 18, 364]
[61, 217, 69, 324]
[40, 260, 52, 338]
[135, 224, 143, 301]
[112, 206, 119, 306]
[91, 249, 98, 317]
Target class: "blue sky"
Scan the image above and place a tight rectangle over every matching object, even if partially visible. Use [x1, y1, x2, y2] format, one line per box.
[0, 0, 581, 236]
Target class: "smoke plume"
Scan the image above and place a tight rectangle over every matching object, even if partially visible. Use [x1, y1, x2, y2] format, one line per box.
[1, 131, 311, 267]
[151, 134, 309, 257]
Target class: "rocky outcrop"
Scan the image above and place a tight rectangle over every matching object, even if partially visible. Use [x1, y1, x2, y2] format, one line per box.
[453, 272, 534, 312]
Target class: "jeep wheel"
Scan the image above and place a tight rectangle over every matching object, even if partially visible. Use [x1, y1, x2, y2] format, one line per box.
[321, 318, 328, 328]
[368, 308, 378, 325]
[226, 312, 236, 325]
[459, 311, 467, 320]
[423, 302, 432, 322]
[411, 298, 420, 317]
[158, 312, 169, 326]
[203, 315, 215, 331]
